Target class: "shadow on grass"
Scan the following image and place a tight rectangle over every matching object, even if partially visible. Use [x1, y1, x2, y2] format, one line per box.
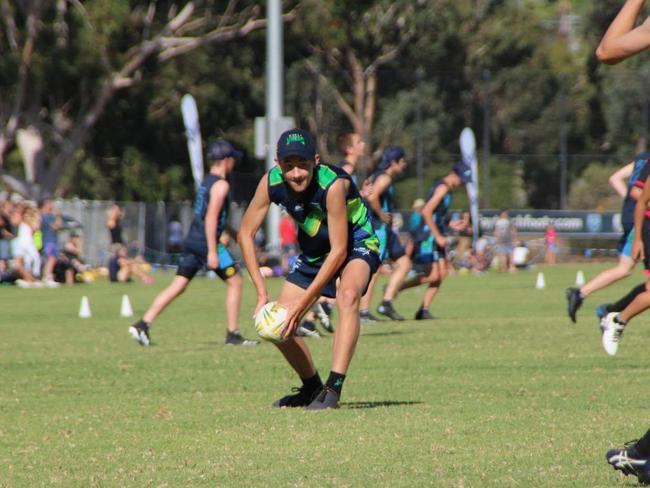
[360, 330, 411, 337]
[343, 400, 423, 409]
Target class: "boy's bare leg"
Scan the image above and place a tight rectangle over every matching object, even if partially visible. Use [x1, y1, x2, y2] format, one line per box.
[331, 259, 371, 373]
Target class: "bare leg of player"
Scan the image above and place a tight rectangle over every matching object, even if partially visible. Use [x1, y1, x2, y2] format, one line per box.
[224, 272, 243, 333]
[384, 254, 411, 301]
[580, 256, 636, 297]
[143, 275, 190, 324]
[275, 281, 317, 378]
[421, 260, 447, 310]
[331, 259, 371, 374]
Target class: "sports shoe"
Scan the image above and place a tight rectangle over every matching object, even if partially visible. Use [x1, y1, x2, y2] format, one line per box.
[312, 303, 335, 333]
[225, 330, 260, 346]
[606, 440, 650, 484]
[44, 278, 61, 288]
[296, 320, 321, 338]
[414, 308, 434, 320]
[128, 320, 151, 346]
[566, 287, 583, 323]
[377, 301, 405, 321]
[305, 386, 340, 410]
[360, 310, 380, 325]
[602, 312, 625, 356]
[272, 384, 322, 408]
[597, 303, 611, 335]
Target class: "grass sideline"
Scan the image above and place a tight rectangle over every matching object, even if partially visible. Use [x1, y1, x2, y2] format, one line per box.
[2, 263, 649, 487]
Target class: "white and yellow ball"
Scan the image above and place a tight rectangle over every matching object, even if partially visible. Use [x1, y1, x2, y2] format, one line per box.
[254, 301, 288, 343]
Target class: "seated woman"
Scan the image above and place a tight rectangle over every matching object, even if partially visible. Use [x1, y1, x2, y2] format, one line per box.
[108, 244, 153, 284]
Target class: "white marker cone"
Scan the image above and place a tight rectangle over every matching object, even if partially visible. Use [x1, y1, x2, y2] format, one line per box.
[576, 270, 585, 287]
[120, 294, 133, 317]
[79, 296, 92, 318]
[536, 272, 546, 290]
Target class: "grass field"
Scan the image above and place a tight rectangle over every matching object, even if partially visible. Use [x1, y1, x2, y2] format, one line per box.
[2, 263, 650, 487]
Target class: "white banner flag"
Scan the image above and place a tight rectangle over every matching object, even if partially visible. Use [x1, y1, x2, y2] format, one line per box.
[180, 94, 204, 190]
[460, 127, 479, 244]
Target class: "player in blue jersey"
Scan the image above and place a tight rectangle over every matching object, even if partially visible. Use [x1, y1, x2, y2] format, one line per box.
[238, 128, 380, 409]
[566, 153, 650, 322]
[405, 162, 471, 319]
[129, 140, 258, 347]
[364, 146, 412, 321]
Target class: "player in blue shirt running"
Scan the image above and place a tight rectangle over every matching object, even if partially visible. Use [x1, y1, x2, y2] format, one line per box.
[238, 128, 380, 410]
[129, 140, 258, 347]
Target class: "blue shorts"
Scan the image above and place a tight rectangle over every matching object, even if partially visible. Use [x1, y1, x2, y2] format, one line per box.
[177, 242, 239, 280]
[618, 226, 634, 258]
[287, 245, 380, 298]
[375, 224, 406, 262]
[414, 235, 446, 264]
[43, 242, 59, 258]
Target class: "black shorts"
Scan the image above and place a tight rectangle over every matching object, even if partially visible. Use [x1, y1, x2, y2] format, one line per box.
[177, 243, 239, 280]
[286, 246, 381, 298]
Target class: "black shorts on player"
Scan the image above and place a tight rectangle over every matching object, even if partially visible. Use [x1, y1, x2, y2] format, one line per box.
[176, 243, 239, 281]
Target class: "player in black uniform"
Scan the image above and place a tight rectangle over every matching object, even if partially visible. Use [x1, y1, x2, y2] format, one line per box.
[238, 128, 380, 409]
[129, 140, 258, 347]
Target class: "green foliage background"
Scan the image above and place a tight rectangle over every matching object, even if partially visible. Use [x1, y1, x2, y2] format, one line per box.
[2, 0, 650, 208]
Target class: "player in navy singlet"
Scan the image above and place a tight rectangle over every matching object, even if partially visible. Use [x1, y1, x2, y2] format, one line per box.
[129, 140, 258, 347]
[364, 146, 412, 321]
[238, 128, 380, 409]
[566, 153, 650, 323]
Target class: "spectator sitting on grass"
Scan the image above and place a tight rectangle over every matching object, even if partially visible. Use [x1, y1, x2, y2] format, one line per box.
[108, 244, 153, 284]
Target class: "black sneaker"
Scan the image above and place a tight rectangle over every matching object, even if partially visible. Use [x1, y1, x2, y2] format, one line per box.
[377, 301, 405, 321]
[566, 287, 583, 323]
[296, 320, 321, 338]
[128, 320, 151, 346]
[360, 310, 380, 325]
[305, 386, 340, 410]
[414, 308, 434, 320]
[606, 440, 650, 484]
[272, 384, 322, 408]
[321, 302, 333, 316]
[312, 303, 335, 333]
[225, 330, 260, 346]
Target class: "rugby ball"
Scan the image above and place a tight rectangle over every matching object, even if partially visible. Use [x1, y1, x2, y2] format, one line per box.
[254, 301, 288, 343]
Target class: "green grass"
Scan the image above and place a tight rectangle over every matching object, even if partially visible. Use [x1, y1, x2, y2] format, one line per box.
[2, 263, 650, 487]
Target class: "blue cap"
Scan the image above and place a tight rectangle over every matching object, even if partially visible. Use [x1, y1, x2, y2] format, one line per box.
[377, 146, 406, 170]
[452, 161, 472, 184]
[207, 140, 242, 161]
[277, 128, 317, 161]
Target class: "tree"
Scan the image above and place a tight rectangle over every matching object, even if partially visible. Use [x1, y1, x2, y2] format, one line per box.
[286, 0, 416, 172]
[0, 0, 295, 198]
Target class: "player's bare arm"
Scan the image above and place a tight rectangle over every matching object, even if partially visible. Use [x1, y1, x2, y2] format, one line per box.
[609, 162, 635, 198]
[422, 183, 449, 247]
[367, 173, 392, 224]
[597, 0, 650, 64]
[205, 180, 229, 270]
[237, 174, 272, 315]
[282, 179, 349, 337]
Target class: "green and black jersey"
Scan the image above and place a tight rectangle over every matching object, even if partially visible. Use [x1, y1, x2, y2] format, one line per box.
[267, 163, 379, 264]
